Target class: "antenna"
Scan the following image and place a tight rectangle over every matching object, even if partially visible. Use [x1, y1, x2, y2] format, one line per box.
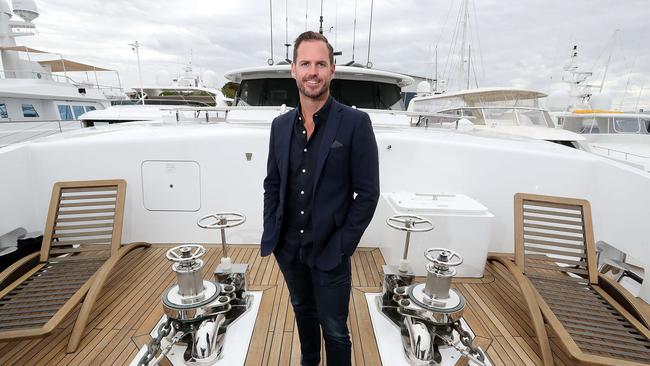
[304, 0, 308, 31]
[318, 0, 324, 34]
[284, 0, 290, 62]
[366, 0, 374, 68]
[352, 0, 357, 62]
[268, 0, 274, 65]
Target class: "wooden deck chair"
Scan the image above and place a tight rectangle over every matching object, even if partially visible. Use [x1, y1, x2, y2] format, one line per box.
[489, 193, 650, 366]
[0, 179, 150, 353]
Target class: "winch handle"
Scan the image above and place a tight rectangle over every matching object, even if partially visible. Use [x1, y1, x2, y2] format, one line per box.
[386, 214, 434, 232]
[166, 244, 206, 262]
[197, 212, 246, 229]
[424, 248, 463, 267]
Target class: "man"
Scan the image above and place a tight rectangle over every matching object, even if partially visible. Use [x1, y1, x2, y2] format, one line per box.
[261, 31, 379, 366]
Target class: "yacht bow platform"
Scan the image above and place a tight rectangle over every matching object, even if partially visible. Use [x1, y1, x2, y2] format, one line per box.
[0, 245, 589, 366]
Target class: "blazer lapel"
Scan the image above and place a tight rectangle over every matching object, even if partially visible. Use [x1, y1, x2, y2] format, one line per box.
[278, 109, 297, 185]
[313, 101, 343, 193]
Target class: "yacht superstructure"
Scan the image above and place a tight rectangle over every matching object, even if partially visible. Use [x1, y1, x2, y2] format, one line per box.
[0, 0, 117, 146]
[408, 87, 588, 149]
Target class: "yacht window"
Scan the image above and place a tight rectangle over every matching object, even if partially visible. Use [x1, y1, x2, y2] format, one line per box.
[85, 106, 97, 112]
[72, 105, 86, 118]
[482, 108, 516, 126]
[516, 109, 552, 127]
[0, 103, 7, 118]
[58, 105, 74, 120]
[21, 104, 39, 118]
[612, 117, 641, 134]
[236, 77, 405, 110]
[644, 119, 650, 134]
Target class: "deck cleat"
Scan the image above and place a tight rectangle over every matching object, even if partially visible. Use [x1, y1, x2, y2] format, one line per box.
[377, 214, 486, 366]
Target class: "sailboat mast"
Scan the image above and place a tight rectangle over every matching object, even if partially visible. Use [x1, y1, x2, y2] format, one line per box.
[458, 0, 469, 90]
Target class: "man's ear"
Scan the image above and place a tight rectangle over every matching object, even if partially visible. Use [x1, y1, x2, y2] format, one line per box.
[291, 63, 296, 79]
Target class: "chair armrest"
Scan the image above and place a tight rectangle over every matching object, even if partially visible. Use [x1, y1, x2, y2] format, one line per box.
[0, 251, 40, 290]
[599, 274, 650, 328]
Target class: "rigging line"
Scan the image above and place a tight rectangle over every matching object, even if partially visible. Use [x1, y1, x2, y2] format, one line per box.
[443, 2, 464, 86]
[425, 0, 455, 81]
[470, 0, 485, 80]
[305, 0, 308, 31]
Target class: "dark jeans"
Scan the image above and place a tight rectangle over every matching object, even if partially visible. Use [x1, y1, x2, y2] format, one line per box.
[275, 253, 352, 366]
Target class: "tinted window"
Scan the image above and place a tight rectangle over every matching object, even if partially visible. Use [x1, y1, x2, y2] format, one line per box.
[58, 105, 74, 120]
[72, 105, 86, 118]
[0, 103, 7, 118]
[235, 77, 404, 110]
[85, 106, 97, 112]
[22, 104, 39, 117]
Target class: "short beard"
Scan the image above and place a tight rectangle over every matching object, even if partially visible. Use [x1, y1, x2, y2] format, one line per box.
[297, 81, 330, 101]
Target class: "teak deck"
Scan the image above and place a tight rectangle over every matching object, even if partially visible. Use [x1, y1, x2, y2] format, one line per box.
[0, 245, 579, 366]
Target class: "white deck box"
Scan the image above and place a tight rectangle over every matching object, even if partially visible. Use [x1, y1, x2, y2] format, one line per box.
[377, 192, 494, 277]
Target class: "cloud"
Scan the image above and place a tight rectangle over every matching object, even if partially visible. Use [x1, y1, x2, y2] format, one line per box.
[12, 0, 650, 109]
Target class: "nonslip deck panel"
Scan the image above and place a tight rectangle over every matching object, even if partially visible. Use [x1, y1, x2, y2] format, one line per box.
[0, 245, 587, 366]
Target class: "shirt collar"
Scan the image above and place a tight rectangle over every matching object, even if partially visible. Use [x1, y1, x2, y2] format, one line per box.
[297, 96, 333, 126]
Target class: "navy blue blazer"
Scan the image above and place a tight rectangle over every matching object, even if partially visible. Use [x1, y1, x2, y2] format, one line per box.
[261, 98, 380, 270]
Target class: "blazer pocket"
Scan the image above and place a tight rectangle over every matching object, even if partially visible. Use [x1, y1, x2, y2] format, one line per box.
[331, 140, 344, 149]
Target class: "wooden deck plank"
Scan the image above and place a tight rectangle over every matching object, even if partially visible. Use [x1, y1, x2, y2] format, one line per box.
[0, 244, 610, 365]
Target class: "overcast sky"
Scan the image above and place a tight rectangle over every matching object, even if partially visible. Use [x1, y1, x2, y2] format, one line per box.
[17, 0, 650, 110]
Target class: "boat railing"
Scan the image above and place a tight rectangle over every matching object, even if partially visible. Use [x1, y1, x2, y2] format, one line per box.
[0, 71, 125, 94]
[156, 105, 294, 124]
[0, 120, 82, 148]
[591, 144, 650, 160]
[0, 70, 78, 84]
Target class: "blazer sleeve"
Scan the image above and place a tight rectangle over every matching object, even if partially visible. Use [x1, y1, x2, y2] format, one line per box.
[262, 121, 281, 236]
[339, 113, 380, 256]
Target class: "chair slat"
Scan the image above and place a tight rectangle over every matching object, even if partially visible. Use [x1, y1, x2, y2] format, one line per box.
[523, 214, 583, 226]
[523, 245, 586, 258]
[523, 230, 585, 242]
[55, 222, 114, 230]
[521, 222, 584, 234]
[61, 186, 118, 193]
[56, 215, 115, 223]
[50, 246, 111, 255]
[60, 193, 117, 200]
[57, 208, 116, 215]
[52, 230, 114, 238]
[59, 201, 116, 208]
[522, 238, 586, 251]
[523, 207, 582, 218]
[525, 262, 589, 275]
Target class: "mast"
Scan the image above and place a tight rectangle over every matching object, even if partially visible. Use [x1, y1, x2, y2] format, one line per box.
[458, 0, 469, 90]
[366, 0, 374, 68]
[268, 0, 274, 65]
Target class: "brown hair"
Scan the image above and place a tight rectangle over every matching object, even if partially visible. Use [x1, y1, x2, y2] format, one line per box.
[293, 31, 334, 65]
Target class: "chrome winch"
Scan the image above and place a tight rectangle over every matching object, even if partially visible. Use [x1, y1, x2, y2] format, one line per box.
[378, 214, 486, 366]
[138, 212, 252, 366]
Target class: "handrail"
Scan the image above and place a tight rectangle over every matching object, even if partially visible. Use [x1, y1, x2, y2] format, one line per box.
[0, 71, 125, 94]
[591, 145, 650, 160]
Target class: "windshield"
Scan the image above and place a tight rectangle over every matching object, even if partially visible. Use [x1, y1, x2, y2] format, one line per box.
[560, 116, 650, 134]
[235, 78, 404, 110]
[441, 107, 553, 127]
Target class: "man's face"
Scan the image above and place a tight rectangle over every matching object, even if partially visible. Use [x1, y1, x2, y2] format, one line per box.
[291, 40, 335, 101]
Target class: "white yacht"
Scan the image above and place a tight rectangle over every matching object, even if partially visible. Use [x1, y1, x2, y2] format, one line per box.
[0, 60, 650, 366]
[407, 87, 589, 150]
[81, 63, 228, 126]
[0, 0, 118, 147]
[548, 45, 650, 171]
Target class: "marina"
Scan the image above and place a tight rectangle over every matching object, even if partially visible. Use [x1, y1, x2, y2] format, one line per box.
[0, 1, 648, 365]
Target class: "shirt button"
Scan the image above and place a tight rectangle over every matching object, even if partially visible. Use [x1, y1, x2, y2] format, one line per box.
[302, 169, 306, 173]
[300, 211, 304, 215]
[303, 148, 307, 152]
[302, 130, 306, 134]
[300, 190, 304, 195]
[300, 229, 304, 234]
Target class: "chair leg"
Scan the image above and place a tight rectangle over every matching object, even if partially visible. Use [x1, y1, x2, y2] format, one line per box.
[66, 242, 149, 353]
